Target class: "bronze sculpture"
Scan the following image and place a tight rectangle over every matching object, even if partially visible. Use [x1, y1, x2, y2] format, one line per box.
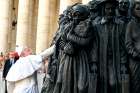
[40, 0, 139, 93]
[117, 0, 131, 23]
[125, 0, 140, 93]
[93, 0, 129, 93]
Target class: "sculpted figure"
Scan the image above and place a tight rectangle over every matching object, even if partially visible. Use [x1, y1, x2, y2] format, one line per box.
[125, 0, 140, 93]
[118, 0, 131, 23]
[93, 0, 129, 93]
[41, 4, 96, 93]
[41, 5, 75, 93]
[87, 0, 102, 20]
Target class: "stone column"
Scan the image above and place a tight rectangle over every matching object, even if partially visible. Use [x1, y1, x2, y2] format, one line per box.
[28, 0, 35, 50]
[59, 0, 82, 14]
[30, 0, 38, 53]
[16, 0, 33, 47]
[9, 0, 18, 51]
[36, 0, 51, 53]
[48, 0, 59, 46]
[82, 0, 90, 4]
[0, 0, 12, 53]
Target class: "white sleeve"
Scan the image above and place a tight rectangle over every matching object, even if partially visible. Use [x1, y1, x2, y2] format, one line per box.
[6, 55, 42, 82]
[39, 44, 55, 60]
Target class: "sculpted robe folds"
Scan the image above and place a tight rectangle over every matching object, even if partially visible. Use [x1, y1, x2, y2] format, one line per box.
[6, 55, 43, 93]
[94, 17, 129, 93]
[125, 20, 140, 93]
[41, 19, 97, 93]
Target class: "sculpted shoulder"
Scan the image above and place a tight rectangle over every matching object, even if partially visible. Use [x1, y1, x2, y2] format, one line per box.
[91, 16, 102, 26]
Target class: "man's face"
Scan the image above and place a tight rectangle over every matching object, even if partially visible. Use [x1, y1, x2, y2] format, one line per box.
[9, 52, 15, 59]
[20, 48, 32, 57]
[105, 3, 116, 17]
[119, 0, 130, 12]
[23, 48, 32, 56]
[134, 3, 140, 18]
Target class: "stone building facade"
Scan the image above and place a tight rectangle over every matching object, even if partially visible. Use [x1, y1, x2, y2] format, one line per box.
[0, 0, 90, 54]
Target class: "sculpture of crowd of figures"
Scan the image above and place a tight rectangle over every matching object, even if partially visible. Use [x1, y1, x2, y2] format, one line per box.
[41, 0, 140, 93]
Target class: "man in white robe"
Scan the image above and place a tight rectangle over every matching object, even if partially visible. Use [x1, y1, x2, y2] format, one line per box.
[6, 45, 55, 93]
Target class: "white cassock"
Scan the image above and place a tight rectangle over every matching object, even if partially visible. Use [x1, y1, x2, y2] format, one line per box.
[6, 55, 42, 93]
[6, 45, 55, 93]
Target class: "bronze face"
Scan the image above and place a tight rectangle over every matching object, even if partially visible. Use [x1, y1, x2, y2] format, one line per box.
[119, 0, 130, 11]
[134, 3, 140, 18]
[104, 3, 116, 17]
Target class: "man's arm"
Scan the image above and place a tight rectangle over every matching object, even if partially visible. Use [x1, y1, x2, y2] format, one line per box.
[39, 45, 55, 60]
